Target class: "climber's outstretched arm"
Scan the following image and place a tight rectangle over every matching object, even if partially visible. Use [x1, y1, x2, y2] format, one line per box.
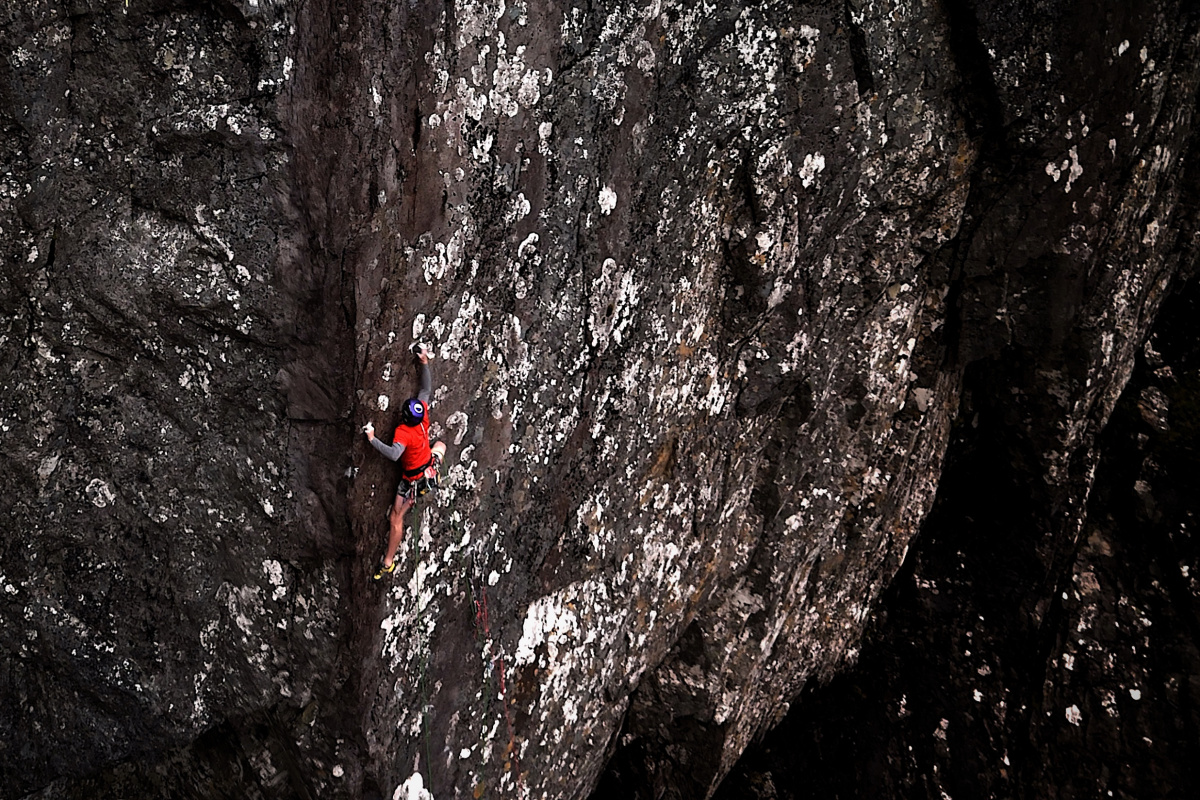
[416, 346, 431, 404]
[370, 436, 405, 461]
[363, 422, 406, 461]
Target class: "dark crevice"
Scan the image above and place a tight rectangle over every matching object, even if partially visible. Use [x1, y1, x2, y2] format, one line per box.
[940, 0, 1006, 149]
[411, 102, 422, 153]
[842, 1, 874, 98]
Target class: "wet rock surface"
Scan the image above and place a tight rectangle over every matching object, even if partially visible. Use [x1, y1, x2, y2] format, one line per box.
[1, 2, 1198, 800]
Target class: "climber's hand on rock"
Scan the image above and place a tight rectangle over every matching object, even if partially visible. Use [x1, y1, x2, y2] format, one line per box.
[363, 421, 375, 440]
[414, 343, 430, 364]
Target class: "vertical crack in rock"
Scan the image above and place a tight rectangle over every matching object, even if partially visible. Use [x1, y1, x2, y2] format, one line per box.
[939, 0, 1004, 149]
[842, 0, 875, 99]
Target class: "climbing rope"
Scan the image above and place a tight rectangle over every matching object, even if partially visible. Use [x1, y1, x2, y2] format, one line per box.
[467, 559, 523, 795]
[399, 484, 525, 796]
[407, 506, 435, 789]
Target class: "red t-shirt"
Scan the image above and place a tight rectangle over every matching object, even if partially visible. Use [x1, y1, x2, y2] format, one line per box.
[393, 417, 432, 475]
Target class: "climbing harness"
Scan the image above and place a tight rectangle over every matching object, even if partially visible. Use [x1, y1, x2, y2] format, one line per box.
[398, 453, 443, 503]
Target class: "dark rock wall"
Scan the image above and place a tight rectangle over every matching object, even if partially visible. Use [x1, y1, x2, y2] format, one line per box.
[715, 2, 1200, 799]
[346, 0, 969, 796]
[2, 2, 1198, 800]
[2, 1, 356, 797]
[716, 264, 1200, 800]
[605, 0, 1200, 796]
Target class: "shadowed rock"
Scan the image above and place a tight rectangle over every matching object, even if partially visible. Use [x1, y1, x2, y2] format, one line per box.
[2, 2, 1199, 799]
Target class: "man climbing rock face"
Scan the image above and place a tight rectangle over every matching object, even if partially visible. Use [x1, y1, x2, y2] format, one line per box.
[363, 344, 447, 579]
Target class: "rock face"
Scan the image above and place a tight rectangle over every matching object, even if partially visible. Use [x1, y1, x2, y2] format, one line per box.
[713, 3, 1200, 798]
[716, 268, 1200, 800]
[2, 2, 1198, 800]
[2, 0, 358, 796]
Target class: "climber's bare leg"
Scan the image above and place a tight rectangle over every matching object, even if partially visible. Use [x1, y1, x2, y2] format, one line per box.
[384, 492, 415, 569]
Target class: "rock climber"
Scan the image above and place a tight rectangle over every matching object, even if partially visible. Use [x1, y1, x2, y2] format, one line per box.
[363, 344, 446, 580]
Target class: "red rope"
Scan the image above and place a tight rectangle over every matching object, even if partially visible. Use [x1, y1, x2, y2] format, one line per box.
[473, 578, 524, 794]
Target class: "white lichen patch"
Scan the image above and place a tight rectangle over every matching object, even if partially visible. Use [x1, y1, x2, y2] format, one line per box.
[517, 232, 539, 258]
[444, 410, 469, 445]
[263, 559, 286, 601]
[788, 25, 821, 73]
[85, 478, 116, 508]
[223, 584, 266, 638]
[1064, 146, 1084, 193]
[515, 591, 581, 667]
[1143, 219, 1160, 246]
[1045, 145, 1085, 194]
[799, 153, 826, 188]
[587, 258, 642, 354]
[37, 453, 60, 486]
[394, 772, 434, 800]
[598, 186, 618, 215]
[505, 192, 532, 225]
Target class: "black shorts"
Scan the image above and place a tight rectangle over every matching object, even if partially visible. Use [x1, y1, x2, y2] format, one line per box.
[397, 456, 441, 500]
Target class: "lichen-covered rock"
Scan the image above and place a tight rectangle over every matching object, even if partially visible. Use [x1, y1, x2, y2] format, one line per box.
[3, 2, 1199, 800]
[349, 1, 969, 796]
[717, 267, 1200, 800]
[715, 1, 1200, 798]
[1, 2, 352, 796]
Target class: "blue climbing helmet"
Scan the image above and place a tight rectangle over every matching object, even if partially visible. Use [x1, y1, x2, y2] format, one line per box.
[402, 398, 426, 426]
